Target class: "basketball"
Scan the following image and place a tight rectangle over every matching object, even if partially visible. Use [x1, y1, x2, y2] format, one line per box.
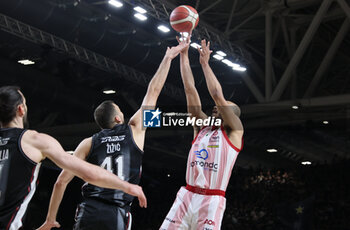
[170, 5, 199, 33]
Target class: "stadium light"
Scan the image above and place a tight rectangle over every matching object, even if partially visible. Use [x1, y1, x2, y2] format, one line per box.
[213, 54, 224, 60]
[108, 0, 123, 8]
[267, 149, 278, 153]
[222, 59, 240, 68]
[134, 6, 147, 14]
[233, 66, 247, 72]
[103, 90, 116, 94]
[216, 51, 227, 57]
[134, 13, 147, 21]
[292, 105, 299, 110]
[157, 25, 170, 33]
[190, 43, 201, 49]
[323, 121, 329, 124]
[301, 161, 312, 165]
[18, 59, 35, 65]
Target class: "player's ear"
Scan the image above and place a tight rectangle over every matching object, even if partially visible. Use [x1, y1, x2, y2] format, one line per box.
[115, 115, 122, 123]
[17, 104, 25, 117]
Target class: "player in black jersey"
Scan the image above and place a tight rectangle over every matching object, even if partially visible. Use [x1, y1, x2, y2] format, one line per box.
[0, 86, 147, 230]
[38, 39, 190, 230]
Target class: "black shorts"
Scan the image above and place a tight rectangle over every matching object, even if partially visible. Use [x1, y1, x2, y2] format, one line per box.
[73, 198, 132, 230]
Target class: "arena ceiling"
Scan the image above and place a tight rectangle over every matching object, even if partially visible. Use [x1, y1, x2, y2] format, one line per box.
[0, 0, 349, 170]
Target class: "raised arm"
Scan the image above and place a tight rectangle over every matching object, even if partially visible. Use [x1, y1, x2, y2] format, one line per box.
[37, 138, 92, 230]
[128, 40, 190, 149]
[22, 131, 147, 208]
[198, 40, 243, 136]
[178, 35, 207, 136]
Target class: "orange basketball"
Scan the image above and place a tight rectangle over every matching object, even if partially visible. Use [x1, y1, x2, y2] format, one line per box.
[170, 5, 199, 33]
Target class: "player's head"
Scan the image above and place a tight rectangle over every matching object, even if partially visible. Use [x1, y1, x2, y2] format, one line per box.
[0, 86, 28, 128]
[211, 101, 241, 118]
[94, 100, 124, 129]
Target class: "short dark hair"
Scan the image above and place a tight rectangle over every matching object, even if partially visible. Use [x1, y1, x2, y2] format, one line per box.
[94, 100, 118, 129]
[0, 86, 23, 125]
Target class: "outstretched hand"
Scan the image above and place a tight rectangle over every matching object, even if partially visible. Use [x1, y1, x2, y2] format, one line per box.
[176, 32, 191, 55]
[197, 39, 213, 65]
[36, 220, 60, 230]
[165, 34, 191, 60]
[125, 184, 147, 208]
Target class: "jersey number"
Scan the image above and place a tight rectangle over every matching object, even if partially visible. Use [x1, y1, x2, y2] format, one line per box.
[100, 156, 125, 180]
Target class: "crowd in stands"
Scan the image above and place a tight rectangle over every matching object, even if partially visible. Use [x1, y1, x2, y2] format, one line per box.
[133, 160, 350, 230]
[25, 160, 350, 229]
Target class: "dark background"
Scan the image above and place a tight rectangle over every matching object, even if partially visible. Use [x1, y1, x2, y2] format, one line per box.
[0, 0, 349, 229]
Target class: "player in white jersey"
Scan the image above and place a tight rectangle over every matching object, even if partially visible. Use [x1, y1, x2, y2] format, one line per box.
[160, 38, 244, 230]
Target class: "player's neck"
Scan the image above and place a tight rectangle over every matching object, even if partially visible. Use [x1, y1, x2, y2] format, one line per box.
[3, 118, 24, 129]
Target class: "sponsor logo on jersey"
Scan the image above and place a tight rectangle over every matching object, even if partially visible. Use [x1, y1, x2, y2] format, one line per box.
[207, 145, 219, 148]
[195, 149, 208, 160]
[0, 137, 10, 146]
[191, 148, 218, 172]
[143, 108, 162, 127]
[101, 135, 125, 143]
[204, 219, 215, 226]
[209, 136, 219, 142]
[0, 149, 9, 161]
[190, 161, 218, 172]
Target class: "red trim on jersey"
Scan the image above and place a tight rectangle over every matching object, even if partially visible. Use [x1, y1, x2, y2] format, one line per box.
[126, 212, 131, 230]
[220, 126, 243, 152]
[191, 126, 207, 144]
[6, 207, 19, 230]
[6, 165, 37, 230]
[185, 184, 226, 197]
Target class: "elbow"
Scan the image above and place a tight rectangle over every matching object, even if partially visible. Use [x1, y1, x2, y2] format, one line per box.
[211, 90, 222, 101]
[54, 178, 68, 189]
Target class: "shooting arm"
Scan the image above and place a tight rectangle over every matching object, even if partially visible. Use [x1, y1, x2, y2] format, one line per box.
[129, 41, 190, 141]
[198, 40, 243, 133]
[180, 49, 207, 120]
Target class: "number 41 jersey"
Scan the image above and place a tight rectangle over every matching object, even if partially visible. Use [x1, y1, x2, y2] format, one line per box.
[82, 123, 143, 206]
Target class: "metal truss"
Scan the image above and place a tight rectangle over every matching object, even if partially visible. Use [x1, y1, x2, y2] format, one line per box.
[0, 13, 184, 100]
[123, 0, 252, 64]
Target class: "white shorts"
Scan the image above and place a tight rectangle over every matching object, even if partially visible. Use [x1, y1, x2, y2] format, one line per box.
[160, 186, 226, 230]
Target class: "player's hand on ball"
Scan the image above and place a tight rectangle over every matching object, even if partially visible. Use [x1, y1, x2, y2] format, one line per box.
[36, 220, 61, 230]
[176, 33, 191, 55]
[198, 39, 213, 65]
[165, 36, 190, 60]
[126, 184, 147, 208]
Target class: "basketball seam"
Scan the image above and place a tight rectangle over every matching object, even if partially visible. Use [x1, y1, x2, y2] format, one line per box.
[183, 5, 198, 30]
[170, 17, 193, 25]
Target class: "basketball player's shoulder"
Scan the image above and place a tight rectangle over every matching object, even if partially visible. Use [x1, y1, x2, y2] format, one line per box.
[21, 129, 40, 143]
[22, 130, 57, 149]
[80, 136, 93, 148]
[22, 130, 50, 141]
